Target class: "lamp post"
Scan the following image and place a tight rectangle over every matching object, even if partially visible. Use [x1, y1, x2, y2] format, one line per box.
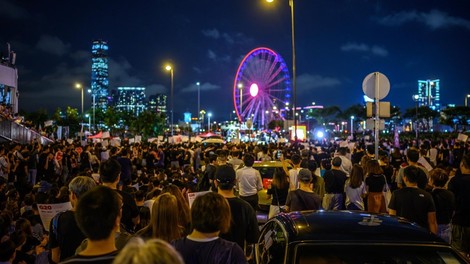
[466, 94, 470, 107]
[237, 83, 243, 119]
[412, 94, 419, 141]
[350, 115, 354, 138]
[165, 65, 174, 136]
[266, 0, 297, 141]
[88, 89, 96, 131]
[85, 114, 91, 130]
[196, 82, 201, 131]
[75, 83, 84, 116]
[208, 112, 212, 132]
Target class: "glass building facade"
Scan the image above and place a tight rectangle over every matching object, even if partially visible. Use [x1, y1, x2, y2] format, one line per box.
[418, 79, 440, 111]
[148, 94, 167, 114]
[91, 40, 109, 109]
[115, 87, 146, 116]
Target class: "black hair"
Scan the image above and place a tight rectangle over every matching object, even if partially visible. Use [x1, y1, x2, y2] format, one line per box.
[75, 186, 121, 241]
[243, 154, 255, 167]
[99, 159, 122, 183]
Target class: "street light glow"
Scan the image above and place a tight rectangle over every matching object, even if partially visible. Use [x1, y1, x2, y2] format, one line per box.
[165, 65, 172, 71]
[266, 0, 274, 2]
[75, 83, 81, 89]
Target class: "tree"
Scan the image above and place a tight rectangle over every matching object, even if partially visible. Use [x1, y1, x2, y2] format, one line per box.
[440, 106, 470, 131]
[307, 105, 342, 126]
[129, 110, 165, 139]
[21, 108, 49, 130]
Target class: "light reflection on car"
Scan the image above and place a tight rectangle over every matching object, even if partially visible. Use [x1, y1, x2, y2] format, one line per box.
[256, 211, 469, 264]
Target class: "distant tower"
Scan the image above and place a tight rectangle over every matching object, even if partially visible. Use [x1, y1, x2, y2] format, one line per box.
[148, 94, 167, 114]
[417, 79, 440, 111]
[115, 87, 146, 116]
[91, 40, 109, 110]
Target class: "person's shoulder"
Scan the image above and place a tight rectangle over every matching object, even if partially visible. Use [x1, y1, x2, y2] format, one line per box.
[227, 197, 255, 211]
[59, 251, 119, 264]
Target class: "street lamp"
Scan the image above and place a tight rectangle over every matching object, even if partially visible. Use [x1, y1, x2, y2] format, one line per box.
[208, 112, 212, 132]
[237, 83, 243, 119]
[85, 114, 91, 130]
[165, 64, 174, 135]
[466, 94, 470, 107]
[350, 116, 354, 138]
[266, 0, 297, 141]
[88, 89, 96, 131]
[75, 83, 84, 116]
[412, 94, 419, 141]
[196, 82, 201, 129]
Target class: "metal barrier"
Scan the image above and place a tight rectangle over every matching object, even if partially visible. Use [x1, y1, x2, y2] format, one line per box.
[0, 118, 53, 145]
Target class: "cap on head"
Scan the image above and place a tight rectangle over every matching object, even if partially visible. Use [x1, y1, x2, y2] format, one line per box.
[215, 165, 235, 185]
[298, 168, 312, 183]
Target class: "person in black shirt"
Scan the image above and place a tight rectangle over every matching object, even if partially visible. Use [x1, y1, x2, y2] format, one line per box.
[215, 165, 259, 259]
[389, 166, 437, 234]
[61, 186, 121, 264]
[100, 159, 139, 233]
[448, 153, 470, 257]
[267, 168, 289, 219]
[430, 168, 454, 244]
[49, 176, 96, 263]
[323, 157, 347, 210]
[285, 169, 322, 212]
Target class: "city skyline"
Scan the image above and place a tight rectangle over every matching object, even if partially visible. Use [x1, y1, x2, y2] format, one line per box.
[1, 0, 469, 121]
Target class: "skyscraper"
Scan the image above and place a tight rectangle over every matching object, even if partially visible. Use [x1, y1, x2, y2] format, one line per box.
[115, 87, 146, 116]
[91, 40, 109, 110]
[417, 79, 440, 111]
[148, 94, 167, 114]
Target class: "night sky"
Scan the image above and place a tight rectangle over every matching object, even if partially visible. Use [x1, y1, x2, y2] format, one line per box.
[1, 0, 469, 121]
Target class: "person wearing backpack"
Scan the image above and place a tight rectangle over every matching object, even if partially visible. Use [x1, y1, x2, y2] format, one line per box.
[48, 176, 96, 263]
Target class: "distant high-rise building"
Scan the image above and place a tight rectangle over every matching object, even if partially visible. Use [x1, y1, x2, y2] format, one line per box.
[115, 87, 146, 115]
[148, 94, 167, 114]
[91, 40, 109, 110]
[417, 79, 440, 111]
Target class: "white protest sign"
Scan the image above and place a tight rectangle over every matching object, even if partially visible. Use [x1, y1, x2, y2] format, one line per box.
[187, 191, 211, 208]
[135, 135, 142, 143]
[418, 156, 434, 172]
[457, 133, 468, 142]
[38, 202, 72, 232]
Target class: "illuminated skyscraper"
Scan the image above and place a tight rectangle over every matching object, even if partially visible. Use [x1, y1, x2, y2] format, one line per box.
[417, 79, 440, 111]
[115, 87, 146, 115]
[91, 40, 109, 109]
[148, 94, 167, 114]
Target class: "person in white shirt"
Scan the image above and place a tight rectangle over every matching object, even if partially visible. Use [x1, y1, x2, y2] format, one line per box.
[236, 154, 263, 211]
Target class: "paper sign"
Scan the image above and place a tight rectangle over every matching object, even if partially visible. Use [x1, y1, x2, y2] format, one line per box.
[418, 156, 433, 172]
[181, 136, 189, 142]
[38, 202, 72, 232]
[457, 133, 468, 142]
[129, 138, 135, 144]
[102, 131, 110, 138]
[187, 191, 211, 208]
[135, 136, 142, 143]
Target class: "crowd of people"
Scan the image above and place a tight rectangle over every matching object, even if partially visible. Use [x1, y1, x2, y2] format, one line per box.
[0, 135, 468, 263]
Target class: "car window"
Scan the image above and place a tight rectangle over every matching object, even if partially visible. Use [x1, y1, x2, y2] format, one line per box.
[294, 244, 467, 264]
[255, 167, 276, 180]
[257, 221, 288, 264]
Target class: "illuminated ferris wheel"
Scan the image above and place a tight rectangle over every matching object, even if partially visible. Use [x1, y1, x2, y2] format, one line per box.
[233, 47, 291, 128]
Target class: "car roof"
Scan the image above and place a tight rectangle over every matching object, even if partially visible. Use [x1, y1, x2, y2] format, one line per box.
[253, 161, 284, 167]
[273, 211, 445, 245]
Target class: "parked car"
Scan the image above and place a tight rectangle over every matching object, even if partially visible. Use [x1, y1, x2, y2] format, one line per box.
[256, 210, 469, 263]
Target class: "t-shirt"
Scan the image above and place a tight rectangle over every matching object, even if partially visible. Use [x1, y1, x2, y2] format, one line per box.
[286, 189, 322, 211]
[447, 173, 470, 226]
[365, 174, 386, 193]
[117, 190, 139, 232]
[59, 250, 119, 264]
[388, 187, 436, 230]
[267, 185, 289, 206]
[220, 197, 259, 249]
[323, 169, 347, 194]
[172, 237, 246, 264]
[48, 210, 86, 261]
[431, 188, 455, 225]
